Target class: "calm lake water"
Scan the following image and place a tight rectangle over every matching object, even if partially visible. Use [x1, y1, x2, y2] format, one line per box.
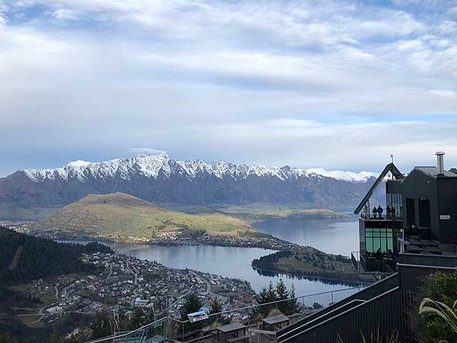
[105, 217, 361, 301]
[254, 216, 359, 256]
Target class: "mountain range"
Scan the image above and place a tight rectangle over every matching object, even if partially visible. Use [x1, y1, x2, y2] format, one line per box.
[0, 154, 378, 220]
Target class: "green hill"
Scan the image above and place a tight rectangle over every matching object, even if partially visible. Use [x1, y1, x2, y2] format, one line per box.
[0, 227, 112, 285]
[0, 228, 112, 343]
[30, 192, 256, 241]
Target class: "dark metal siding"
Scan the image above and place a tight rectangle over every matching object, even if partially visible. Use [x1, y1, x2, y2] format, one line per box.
[281, 287, 402, 343]
[436, 178, 457, 242]
[391, 168, 457, 242]
[278, 256, 457, 343]
[277, 274, 400, 343]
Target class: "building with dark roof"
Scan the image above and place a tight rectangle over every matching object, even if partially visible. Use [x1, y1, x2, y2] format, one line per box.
[277, 152, 457, 343]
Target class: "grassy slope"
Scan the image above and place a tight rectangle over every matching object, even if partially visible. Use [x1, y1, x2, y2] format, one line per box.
[31, 193, 255, 240]
[0, 204, 58, 221]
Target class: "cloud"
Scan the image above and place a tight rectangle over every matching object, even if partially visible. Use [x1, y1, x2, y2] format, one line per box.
[0, 0, 456, 175]
[129, 148, 166, 155]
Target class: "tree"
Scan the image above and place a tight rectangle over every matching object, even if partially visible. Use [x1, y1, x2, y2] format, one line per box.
[414, 272, 457, 343]
[180, 292, 203, 320]
[210, 297, 223, 323]
[276, 279, 289, 314]
[266, 281, 277, 302]
[90, 311, 113, 339]
[276, 279, 289, 300]
[210, 297, 222, 314]
[286, 284, 298, 315]
[180, 292, 204, 332]
[49, 330, 60, 343]
[129, 307, 155, 330]
[0, 333, 17, 343]
[254, 281, 278, 317]
[254, 280, 299, 318]
[313, 302, 323, 309]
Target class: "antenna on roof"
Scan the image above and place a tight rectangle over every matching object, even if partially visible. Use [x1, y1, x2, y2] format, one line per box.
[389, 154, 394, 179]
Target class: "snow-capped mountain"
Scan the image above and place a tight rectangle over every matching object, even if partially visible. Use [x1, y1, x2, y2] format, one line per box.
[23, 153, 376, 183]
[0, 154, 378, 220]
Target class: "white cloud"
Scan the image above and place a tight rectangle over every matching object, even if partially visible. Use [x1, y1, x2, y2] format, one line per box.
[51, 8, 82, 21]
[0, 0, 456, 175]
[129, 148, 166, 155]
[428, 90, 456, 97]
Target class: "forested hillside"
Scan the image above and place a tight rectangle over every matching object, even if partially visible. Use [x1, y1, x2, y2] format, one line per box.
[0, 227, 112, 285]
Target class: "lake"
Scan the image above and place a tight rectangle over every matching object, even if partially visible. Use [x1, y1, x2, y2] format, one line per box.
[106, 217, 361, 302]
[254, 216, 359, 256]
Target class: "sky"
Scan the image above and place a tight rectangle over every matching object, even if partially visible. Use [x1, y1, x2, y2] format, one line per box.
[1, 0, 457, 176]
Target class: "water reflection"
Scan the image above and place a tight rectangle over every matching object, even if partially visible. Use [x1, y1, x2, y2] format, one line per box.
[253, 268, 363, 288]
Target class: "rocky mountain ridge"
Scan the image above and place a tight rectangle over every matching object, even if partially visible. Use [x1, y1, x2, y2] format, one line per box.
[23, 153, 376, 183]
[0, 154, 378, 220]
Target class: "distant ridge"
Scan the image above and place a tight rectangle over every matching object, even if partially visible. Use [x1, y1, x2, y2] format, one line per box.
[0, 154, 378, 220]
[22, 153, 376, 183]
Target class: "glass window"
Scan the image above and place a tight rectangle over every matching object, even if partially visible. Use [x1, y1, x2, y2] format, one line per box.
[365, 228, 395, 257]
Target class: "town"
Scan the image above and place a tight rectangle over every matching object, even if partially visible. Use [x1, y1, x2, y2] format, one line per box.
[149, 230, 298, 251]
[13, 251, 255, 327]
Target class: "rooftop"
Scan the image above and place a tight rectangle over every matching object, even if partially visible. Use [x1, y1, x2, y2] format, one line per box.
[404, 237, 457, 256]
[415, 166, 457, 178]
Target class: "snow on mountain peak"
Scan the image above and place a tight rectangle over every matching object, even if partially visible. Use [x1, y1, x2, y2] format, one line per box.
[305, 168, 377, 182]
[20, 154, 377, 183]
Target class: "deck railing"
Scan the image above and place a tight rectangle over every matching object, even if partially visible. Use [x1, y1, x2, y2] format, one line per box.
[84, 287, 362, 343]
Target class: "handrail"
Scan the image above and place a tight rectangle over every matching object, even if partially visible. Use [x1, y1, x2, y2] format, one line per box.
[85, 287, 361, 343]
[276, 299, 366, 340]
[279, 286, 400, 343]
[276, 272, 398, 340]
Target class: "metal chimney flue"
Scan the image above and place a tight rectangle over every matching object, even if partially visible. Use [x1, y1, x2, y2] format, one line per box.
[436, 151, 445, 175]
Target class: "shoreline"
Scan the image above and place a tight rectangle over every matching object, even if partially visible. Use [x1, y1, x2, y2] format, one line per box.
[15, 227, 300, 251]
[13, 227, 373, 286]
[251, 266, 371, 287]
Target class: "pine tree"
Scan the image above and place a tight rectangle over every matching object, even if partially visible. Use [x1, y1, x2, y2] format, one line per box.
[180, 292, 203, 320]
[180, 292, 204, 332]
[254, 281, 278, 317]
[276, 279, 289, 313]
[286, 284, 298, 315]
[267, 281, 277, 302]
[210, 297, 223, 323]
